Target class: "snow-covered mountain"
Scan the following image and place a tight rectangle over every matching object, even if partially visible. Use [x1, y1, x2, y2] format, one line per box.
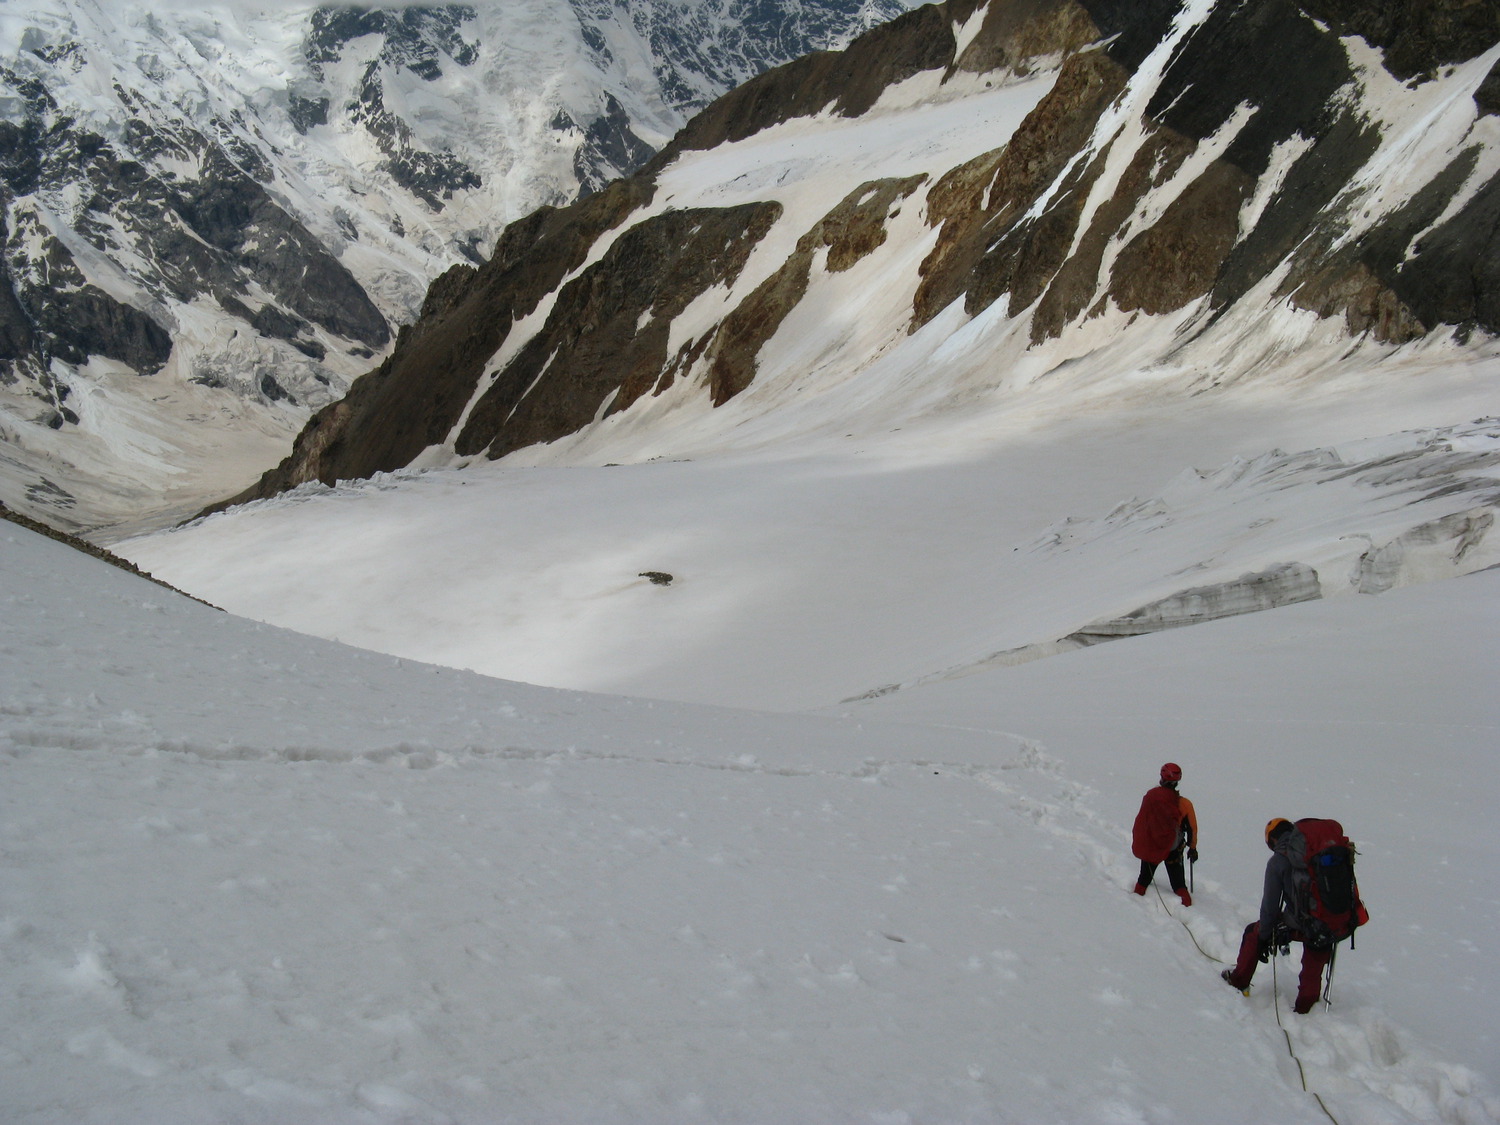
[231, 0, 1500, 500]
[0, 0, 910, 535]
[123, 0, 1499, 710]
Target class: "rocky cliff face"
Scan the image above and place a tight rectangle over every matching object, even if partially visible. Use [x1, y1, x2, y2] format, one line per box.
[227, 0, 1500, 506]
[0, 0, 908, 534]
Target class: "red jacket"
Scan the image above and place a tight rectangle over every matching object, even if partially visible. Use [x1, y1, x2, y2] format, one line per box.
[1132, 785, 1196, 862]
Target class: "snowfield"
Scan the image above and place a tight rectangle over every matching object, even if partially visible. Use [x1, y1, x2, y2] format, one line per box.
[9, 4, 1500, 1121]
[4, 502, 1498, 1123]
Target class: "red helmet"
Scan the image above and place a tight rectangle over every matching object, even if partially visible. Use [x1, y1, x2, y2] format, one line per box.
[1160, 762, 1183, 783]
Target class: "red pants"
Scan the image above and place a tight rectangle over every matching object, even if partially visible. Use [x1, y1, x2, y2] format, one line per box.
[1226, 922, 1331, 1014]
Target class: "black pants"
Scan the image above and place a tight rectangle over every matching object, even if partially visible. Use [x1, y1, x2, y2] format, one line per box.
[1139, 849, 1186, 892]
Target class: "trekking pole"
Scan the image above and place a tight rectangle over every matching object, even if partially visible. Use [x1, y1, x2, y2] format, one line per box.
[1190, 854, 1195, 895]
[1322, 946, 1337, 1009]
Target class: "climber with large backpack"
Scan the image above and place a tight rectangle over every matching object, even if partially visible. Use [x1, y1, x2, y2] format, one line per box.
[1221, 817, 1369, 1012]
[1131, 762, 1198, 906]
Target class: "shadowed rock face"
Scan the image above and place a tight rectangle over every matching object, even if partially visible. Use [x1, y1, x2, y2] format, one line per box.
[221, 0, 1500, 510]
[0, 67, 392, 439]
[0, 119, 176, 390]
[660, 4, 961, 159]
[1297, 0, 1500, 80]
[208, 177, 662, 506]
[456, 201, 783, 458]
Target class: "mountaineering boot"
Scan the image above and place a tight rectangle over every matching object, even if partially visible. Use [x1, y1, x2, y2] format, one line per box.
[1133, 883, 1147, 896]
[1221, 969, 1250, 996]
[1177, 888, 1192, 907]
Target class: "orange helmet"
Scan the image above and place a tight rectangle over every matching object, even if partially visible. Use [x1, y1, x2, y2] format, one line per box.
[1265, 818, 1292, 848]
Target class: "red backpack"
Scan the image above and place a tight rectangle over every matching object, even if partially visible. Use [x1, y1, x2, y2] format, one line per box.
[1293, 818, 1370, 951]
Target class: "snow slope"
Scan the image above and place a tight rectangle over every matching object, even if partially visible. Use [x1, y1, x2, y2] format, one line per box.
[4, 512, 1497, 1123]
[119, 365, 1500, 713]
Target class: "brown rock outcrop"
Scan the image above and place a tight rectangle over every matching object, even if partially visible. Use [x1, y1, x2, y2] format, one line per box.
[1109, 158, 1254, 318]
[705, 176, 927, 405]
[914, 46, 1127, 329]
[456, 201, 782, 458]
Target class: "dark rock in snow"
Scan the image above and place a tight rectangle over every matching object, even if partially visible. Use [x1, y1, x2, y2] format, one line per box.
[1296, 0, 1500, 81]
[456, 200, 782, 457]
[576, 94, 660, 196]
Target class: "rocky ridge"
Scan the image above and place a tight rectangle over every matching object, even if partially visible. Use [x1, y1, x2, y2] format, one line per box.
[226, 0, 1500, 509]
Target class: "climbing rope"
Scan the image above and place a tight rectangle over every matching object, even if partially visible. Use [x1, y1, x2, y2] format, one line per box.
[1153, 884, 1224, 963]
[1152, 886, 1342, 1125]
[1271, 953, 1341, 1125]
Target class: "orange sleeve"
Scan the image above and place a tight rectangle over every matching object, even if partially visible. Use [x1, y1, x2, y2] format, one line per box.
[1180, 795, 1198, 848]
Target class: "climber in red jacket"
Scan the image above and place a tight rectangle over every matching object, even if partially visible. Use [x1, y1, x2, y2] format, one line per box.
[1132, 762, 1198, 905]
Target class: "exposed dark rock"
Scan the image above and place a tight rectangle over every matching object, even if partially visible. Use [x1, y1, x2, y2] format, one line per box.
[915, 46, 1124, 329]
[305, 6, 479, 81]
[1033, 128, 1195, 338]
[350, 57, 483, 207]
[952, 0, 1101, 76]
[1281, 148, 1484, 341]
[1477, 57, 1500, 115]
[1109, 158, 1254, 317]
[1149, 0, 1356, 178]
[0, 119, 44, 195]
[707, 177, 925, 404]
[1289, 261, 1428, 343]
[211, 176, 658, 507]
[1295, 0, 1500, 80]
[1075, 0, 1183, 72]
[1392, 168, 1500, 336]
[250, 304, 311, 342]
[310, 8, 486, 209]
[40, 287, 174, 374]
[288, 94, 330, 133]
[259, 373, 294, 404]
[0, 218, 38, 378]
[0, 90, 391, 397]
[216, 0, 1500, 517]
[0, 193, 172, 382]
[174, 150, 391, 347]
[290, 338, 328, 361]
[660, 4, 958, 160]
[456, 201, 781, 457]
[963, 50, 1130, 324]
[576, 93, 660, 196]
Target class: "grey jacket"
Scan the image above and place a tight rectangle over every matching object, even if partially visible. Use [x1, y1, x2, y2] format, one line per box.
[1258, 826, 1308, 940]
